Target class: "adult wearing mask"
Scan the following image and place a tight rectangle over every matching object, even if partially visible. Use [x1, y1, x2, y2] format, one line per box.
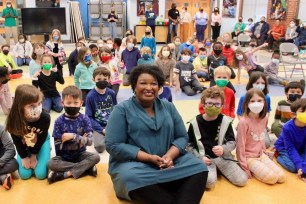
[2, 0, 18, 45]
[145, 5, 157, 37]
[251, 16, 270, 45]
[179, 7, 192, 42]
[244, 18, 255, 36]
[231, 17, 246, 39]
[294, 21, 306, 47]
[211, 7, 222, 41]
[107, 7, 118, 39]
[266, 19, 285, 52]
[193, 7, 208, 42]
[278, 20, 298, 44]
[167, 3, 180, 43]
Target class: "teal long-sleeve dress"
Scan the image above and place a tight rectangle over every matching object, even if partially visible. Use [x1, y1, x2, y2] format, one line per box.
[105, 97, 207, 200]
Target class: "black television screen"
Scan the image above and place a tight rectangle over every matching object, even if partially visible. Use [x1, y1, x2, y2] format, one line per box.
[21, 8, 66, 35]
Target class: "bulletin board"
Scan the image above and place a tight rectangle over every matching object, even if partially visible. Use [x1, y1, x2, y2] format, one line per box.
[137, 0, 159, 16]
[165, 0, 212, 40]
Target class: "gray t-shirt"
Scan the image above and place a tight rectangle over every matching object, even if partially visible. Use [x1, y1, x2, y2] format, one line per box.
[254, 23, 263, 36]
[174, 61, 196, 87]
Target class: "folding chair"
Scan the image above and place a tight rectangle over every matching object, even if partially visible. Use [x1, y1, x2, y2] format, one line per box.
[237, 34, 251, 52]
[279, 43, 305, 79]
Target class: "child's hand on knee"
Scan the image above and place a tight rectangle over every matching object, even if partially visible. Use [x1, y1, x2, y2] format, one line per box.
[22, 157, 31, 169]
[30, 154, 37, 169]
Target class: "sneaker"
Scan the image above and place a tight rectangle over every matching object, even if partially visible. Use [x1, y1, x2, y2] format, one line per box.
[48, 171, 65, 184]
[300, 79, 305, 87]
[2, 174, 13, 190]
[87, 165, 97, 177]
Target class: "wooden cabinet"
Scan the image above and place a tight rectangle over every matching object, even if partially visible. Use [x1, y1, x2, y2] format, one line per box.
[135, 25, 168, 43]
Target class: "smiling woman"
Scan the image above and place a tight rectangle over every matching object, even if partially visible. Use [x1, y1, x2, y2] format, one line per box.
[105, 65, 208, 203]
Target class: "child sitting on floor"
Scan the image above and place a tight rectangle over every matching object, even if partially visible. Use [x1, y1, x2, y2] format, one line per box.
[137, 46, 154, 65]
[48, 86, 100, 184]
[274, 98, 306, 182]
[188, 87, 247, 189]
[271, 81, 304, 137]
[0, 67, 12, 115]
[193, 47, 209, 82]
[0, 44, 23, 79]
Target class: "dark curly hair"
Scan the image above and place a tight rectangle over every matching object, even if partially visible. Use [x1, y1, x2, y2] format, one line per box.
[129, 65, 165, 92]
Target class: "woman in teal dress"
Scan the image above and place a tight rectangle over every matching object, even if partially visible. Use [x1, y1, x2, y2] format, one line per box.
[105, 65, 208, 203]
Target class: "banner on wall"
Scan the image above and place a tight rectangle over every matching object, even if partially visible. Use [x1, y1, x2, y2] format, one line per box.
[222, 0, 237, 18]
[137, 0, 159, 16]
[270, 0, 287, 20]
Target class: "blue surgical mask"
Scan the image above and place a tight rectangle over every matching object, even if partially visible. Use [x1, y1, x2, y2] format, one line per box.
[199, 55, 206, 60]
[84, 54, 92, 63]
[143, 54, 150, 60]
[205, 42, 212, 47]
[53, 36, 59, 41]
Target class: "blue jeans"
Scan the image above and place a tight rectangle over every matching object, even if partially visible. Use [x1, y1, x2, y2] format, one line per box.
[195, 24, 207, 42]
[197, 71, 209, 80]
[43, 96, 63, 113]
[167, 20, 178, 43]
[277, 150, 298, 173]
[17, 134, 50, 180]
[17, 57, 31, 66]
[109, 22, 117, 39]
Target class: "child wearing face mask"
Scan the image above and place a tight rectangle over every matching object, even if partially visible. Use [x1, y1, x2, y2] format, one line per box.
[0, 44, 23, 79]
[13, 34, 33, 66]
[138, 46, 154, 65]
[188, 87, 247, 189]
[207, 41, 236, 93]
[47, 86, 100, 184]
[0, 67, 12, 115]
[32, 54, 64, 113]
[174, 48, 205, 96]
[89, 44, 101, 65]
[74, 47, 98, 106]
[45, 29, 66, 76]
[121, 29, 133, 49]
[274, 98, 306, 182]
[114, 38, 123, 61]
[179, 36, 195, 57]
[264, 50, 290, 86]
[271, 81, 305, 137]
[172, 36, 182, 61]
[204, 38, 212, 55]
[96, 39, 105, 53]
[199, 66, 235, 118]
[67, 41, 85, 76]
[193, 47, 209, 81]
[154, 45, 176, 86]
[85, 68, 117, 153]
[236, 88, 286, 184]
[6, 84, 51, 180]
[140, 26, 156, 57]
[121, 35, 141, 86]
[99, 46, 126, 96]
[220, 33, 235, 65]
[29, 43, 45, 78]
[106, 38, 116, 57]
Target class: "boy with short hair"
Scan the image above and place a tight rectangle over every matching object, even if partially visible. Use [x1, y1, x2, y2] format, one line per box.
[271, 81, 305, 137]
[68, 41, 85, 76]
[114, 38, 123, 61]
[85, 68, 117, 153]
[188, 87, 248, 189]
[47, 86, 100, 184]
[89, 44, 101, 65]
[193, 47, 209, 81]
[199, 66, 235, 118]
[137, 46, 154, 65]
[174, 48, 205, 96]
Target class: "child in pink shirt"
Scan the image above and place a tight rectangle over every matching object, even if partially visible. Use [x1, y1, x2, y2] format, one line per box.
[236, 88, 285, 184]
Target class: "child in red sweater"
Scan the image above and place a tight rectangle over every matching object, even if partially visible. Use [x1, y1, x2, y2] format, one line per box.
[199, 66, 235, 118]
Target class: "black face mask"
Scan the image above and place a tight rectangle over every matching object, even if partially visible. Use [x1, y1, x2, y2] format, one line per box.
[64, 106, 80, 116]
[3, 50, 9, 55]
[145, 32, 151, 35]
[96, 80, 109, 90]
[1, 78, 9, 84]
[214, 49, 222, 55]
[288, 94, 302, 102]
[225, 44, 231, 49]
[239, 19, 242, 22]
[200, 9, 204, 12]
[260, 20, 265, 23]
[250, 44, 256, 47]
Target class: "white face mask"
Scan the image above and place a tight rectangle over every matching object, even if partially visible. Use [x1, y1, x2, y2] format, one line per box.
[127, 43, 134, 49]
[19, 39, 25, 43]
[290, 23, 295, 28]
[186, 41, 191, 45]
[36, 49, 44, 55]
[77, 47, 81, 51]
[98, 43, 104, 48]
[236, 55, 243, 61]
[162, 51, 170, 57]
[253, 83, 265, 91]
[107, 43, 113, 49]
[182, 55, 190, 62]
[248, 102, 264, 114]
[271, 58, 280, 64]
[24, 104, 42, 122]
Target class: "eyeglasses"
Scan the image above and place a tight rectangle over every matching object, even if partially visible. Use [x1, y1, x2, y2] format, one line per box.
[204, 102, 222, 108]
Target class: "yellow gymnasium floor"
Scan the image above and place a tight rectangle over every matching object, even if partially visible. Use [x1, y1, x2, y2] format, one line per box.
[1, 46, 306, 203]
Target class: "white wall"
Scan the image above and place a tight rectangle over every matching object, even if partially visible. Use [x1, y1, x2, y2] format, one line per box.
[24, 0, 71, 41]
[242, 0, 268, 22]
[219, 0, 241, 35]
[298, 0, 306, 21]
[127, 0, 165, 30]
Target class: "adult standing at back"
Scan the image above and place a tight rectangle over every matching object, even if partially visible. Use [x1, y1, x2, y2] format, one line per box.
[251, 16, 270, 45]
[2, 0, 18, 45]
[107, 7, 118, 39]
[167, 3, 180, 43]
[211, 7, 222, 42]
[193, 7, 208, 42]
[145, 4, 157, 37]
[179, 7, 192, 43]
